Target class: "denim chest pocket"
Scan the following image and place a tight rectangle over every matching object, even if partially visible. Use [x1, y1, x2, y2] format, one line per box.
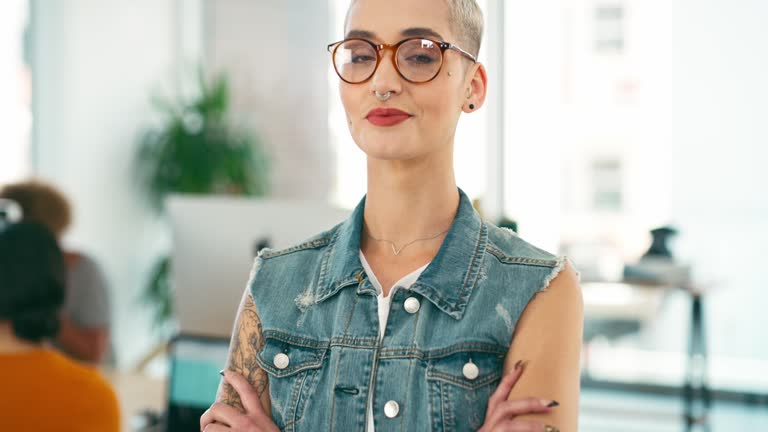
[426, 349, 505, 432]
[256, 336, 328, 431]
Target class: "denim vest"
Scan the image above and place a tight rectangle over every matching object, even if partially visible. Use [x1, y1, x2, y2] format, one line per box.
[249, 188, 566, 432]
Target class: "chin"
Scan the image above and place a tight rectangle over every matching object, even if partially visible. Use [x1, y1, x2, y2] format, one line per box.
[356, 139, 418, 161]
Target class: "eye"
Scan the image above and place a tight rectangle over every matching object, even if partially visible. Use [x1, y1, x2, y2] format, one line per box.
[406, 54, 436, 64]
[352, 55, 376, 64]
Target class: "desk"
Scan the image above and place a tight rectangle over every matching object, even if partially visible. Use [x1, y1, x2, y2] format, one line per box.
[581, 280, 711, 431]
[103, 370, 166, 432]
[582, 281, 665, 322]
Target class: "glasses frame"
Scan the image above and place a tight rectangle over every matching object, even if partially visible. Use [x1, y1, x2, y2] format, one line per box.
[326, 37, 478, 84]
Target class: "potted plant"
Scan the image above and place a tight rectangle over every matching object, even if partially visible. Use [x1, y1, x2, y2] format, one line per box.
[135, 69, 270, 331]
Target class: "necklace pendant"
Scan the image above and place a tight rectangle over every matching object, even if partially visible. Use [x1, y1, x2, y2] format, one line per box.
[391, 244, 404, 256]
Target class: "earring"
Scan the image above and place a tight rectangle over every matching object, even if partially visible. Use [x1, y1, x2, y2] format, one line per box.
[469, 103, 475, 110]
[448, 71, 453, 77]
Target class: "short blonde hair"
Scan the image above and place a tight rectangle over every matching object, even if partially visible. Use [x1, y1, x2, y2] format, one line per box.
[0, 180, 72, 238]
[445, 0, 484, 57]
[346, 0, 485, 57]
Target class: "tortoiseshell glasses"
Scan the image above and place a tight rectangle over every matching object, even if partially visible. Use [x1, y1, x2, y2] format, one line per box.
[326, 37, 477, 84]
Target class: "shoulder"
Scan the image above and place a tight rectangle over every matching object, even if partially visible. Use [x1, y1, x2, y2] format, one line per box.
[256, 224, 340, 261]
[67, 251, 108, 289]
[245, 223, 342, 293]
[485, 223, 561, 267]
[482, 221, 581, 295]
[68, 251, 104, 274]
[44, 351, 119, 410]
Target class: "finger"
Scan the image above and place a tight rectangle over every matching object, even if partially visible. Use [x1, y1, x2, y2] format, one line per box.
[487, 398, 553, 425]
[222, 370, 265, 417]
[202, 423, 230, 432]
[487, 370, 521, 414]
[200, 402, 241, 430]
[200, 407, 216, 430]
[488, 362, 525, 411]
[499, 419, 547, 431]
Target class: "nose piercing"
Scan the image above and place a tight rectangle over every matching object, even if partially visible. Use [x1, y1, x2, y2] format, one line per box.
[375, 91, 392, 101]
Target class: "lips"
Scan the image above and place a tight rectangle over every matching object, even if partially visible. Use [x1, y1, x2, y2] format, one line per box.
[366, 108, 413, 127]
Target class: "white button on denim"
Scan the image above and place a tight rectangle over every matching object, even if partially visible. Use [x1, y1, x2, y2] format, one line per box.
[273, 353, 290, 370]
[384, 400, 400, 418]
[403, 297, 421, 314]
[462, 360, 479, 380]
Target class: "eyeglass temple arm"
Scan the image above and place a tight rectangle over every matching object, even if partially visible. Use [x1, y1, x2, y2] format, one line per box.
[448, 44, 477, 63]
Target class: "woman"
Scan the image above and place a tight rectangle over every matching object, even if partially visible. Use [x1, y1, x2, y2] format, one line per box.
[202, 0, 583, 431]
[0, 180, 112, 364]
[0, 222, 119, 431]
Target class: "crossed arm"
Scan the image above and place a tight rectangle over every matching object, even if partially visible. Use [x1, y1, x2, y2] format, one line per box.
[210, 260, 583, 430]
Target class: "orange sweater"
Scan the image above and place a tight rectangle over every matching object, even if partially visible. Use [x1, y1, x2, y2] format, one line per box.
[0, 349, 119, 432]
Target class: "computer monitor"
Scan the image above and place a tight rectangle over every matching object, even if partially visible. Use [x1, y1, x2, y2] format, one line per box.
[166, 195, 350, 337]
[166, 334, 230, 432]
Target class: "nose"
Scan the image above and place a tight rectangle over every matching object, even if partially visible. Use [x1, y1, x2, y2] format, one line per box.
[369, 47, 402, 96]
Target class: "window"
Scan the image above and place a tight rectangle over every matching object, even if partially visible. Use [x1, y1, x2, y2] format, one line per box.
[594, 4, 625, 54]
[505, 0, 768, 395]
[591, 157, 623, 211]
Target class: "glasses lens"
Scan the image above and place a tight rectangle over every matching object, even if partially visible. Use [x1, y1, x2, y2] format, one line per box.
[334, 40, 377, 83]
[397, 39, 442, 82]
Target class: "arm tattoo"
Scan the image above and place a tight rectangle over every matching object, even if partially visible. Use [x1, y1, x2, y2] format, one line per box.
[217, 291, 268, 412]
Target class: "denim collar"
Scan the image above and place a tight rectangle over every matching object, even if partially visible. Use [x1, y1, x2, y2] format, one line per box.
[314, 187, 488, 320]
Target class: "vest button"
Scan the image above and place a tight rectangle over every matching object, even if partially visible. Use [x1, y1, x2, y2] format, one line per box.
[384, 400, 400, 418]
[273, 353, 290, 370]
[403, 297, 420, 314]
[463, 360, 480, 380]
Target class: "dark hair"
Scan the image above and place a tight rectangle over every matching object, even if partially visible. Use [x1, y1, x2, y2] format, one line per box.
[0, 222, 66, 342]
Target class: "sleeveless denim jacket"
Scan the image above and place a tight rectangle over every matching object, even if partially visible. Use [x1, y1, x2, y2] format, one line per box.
[248, 188, 567, 432]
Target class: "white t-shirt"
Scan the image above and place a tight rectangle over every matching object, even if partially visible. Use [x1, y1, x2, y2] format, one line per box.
[359, 250, 430, 432]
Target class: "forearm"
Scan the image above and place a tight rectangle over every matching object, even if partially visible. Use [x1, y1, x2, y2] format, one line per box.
[217, 290, 271, 414]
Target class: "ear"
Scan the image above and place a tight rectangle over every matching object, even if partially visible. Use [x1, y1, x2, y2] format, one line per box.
[463, 62, 488, 113]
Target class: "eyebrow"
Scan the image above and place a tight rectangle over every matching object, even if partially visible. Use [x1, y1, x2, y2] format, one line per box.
[345, 27, 445, 41]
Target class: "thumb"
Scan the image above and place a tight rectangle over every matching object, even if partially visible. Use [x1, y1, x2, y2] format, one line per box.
[222, 370, 266, 417]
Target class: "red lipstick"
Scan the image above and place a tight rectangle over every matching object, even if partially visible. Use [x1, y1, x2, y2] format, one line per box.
[366, 108, 412, 127]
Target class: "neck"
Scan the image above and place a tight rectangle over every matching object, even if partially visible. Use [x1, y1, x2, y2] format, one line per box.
[0, 322, 42, 354]
[362, 149, 459, 257]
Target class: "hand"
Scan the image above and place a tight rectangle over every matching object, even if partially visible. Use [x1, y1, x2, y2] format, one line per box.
[478, 361, 561, 432]
[200, 370, 280, 432]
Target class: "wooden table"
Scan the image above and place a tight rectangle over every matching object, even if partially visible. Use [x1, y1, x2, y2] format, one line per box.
[103, 369, 166, 432]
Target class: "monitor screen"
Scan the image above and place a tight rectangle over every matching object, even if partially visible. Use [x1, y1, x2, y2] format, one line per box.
[167, 335, 231, 432]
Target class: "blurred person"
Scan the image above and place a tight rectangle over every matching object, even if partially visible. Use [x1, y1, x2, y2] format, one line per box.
[0, 179, 111, 364]
[0, 222, 119, 431]
[202, 0, 583, 431]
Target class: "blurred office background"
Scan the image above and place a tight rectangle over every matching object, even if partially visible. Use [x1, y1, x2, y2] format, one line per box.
[1, 0, 766, 430]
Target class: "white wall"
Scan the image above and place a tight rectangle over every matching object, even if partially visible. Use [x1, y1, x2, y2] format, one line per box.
[502, 0, 567, 252]
[0, 0, 31, 184]
[31, 0, 180, 368]
[206, 0, 333, 200]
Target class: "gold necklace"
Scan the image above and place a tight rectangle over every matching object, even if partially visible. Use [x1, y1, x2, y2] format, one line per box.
[366, 227, 450, 256]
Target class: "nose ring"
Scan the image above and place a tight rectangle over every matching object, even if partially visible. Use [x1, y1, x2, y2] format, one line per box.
[375, 91, 392, 101]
